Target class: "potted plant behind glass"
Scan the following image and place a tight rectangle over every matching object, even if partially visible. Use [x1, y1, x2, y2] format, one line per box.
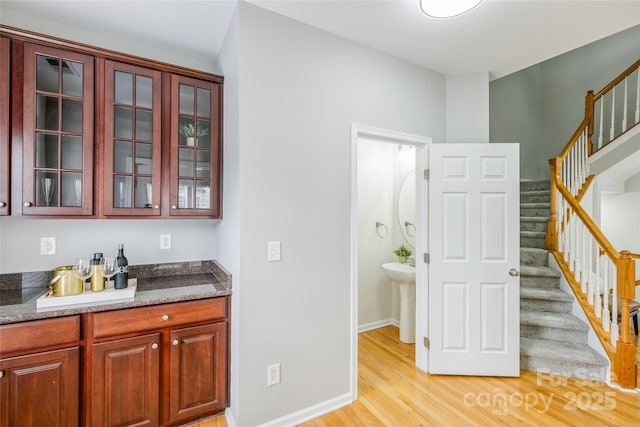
[179, 123, 209, 146]
[394, 245, 412, 264]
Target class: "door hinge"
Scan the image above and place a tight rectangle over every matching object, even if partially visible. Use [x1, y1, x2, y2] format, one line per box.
[423, 253, 430, 264]
[423, 169, 430, 180]
[423, 337, 430, 349]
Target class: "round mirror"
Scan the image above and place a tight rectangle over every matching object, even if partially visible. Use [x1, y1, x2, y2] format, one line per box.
[398, 170, 416, 248]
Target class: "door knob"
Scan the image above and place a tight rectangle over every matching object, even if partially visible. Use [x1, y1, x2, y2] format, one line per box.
[509, 268, 520, 277]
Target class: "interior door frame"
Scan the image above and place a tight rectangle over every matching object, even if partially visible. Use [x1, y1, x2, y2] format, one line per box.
[350, 123, 430, 400]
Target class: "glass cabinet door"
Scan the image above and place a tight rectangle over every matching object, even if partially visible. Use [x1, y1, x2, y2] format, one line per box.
[0, 37, 9, 216]
[22, 43, 94, 215]
[103, 61, 161, 216]
[170, 75, 221, 217]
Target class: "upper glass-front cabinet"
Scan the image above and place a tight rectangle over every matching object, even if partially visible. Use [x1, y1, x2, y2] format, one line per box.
[103, 61, 161, 216]
[170, 75, 221, 217]
[0, 37, 9, 216]
[22, 43, 94, 215]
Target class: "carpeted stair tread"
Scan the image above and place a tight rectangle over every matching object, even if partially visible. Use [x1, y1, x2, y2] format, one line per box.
[521, 311, 588, 331]
[520, 265, 561, 278]
[521, 216, 549, 222]
[521, 190, 550, 195]
[520, 230, 546, 238]
[520, 337, 607, 365]
[521, 247, 549, 266]
[521, 202, 551, 209]
[520, 287, 574, 302]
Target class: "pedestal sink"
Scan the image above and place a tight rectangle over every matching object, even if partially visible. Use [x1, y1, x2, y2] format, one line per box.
[382, 262, 416, 343]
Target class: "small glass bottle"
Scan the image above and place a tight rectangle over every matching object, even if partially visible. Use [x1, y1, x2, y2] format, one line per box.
[90, 252, 105, 292]
[114, 244, 128, 289]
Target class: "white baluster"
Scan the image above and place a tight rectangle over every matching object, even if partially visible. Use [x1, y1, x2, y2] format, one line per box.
[598, 96, 604, 149]
[610, 260, 618, 345]
[610, 87, 615, 141]
[576, 221, 583, 286]
[586, 232, 593, 305]
[602, 257, 610, 332]
[622, 76, 628, 131]
[636, 67, 640, 123]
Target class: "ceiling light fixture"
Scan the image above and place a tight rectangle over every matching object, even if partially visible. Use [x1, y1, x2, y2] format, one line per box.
[418, 0, 484, 19]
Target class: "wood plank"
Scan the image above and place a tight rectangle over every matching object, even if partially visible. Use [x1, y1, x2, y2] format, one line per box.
[188, 326, 640, 427]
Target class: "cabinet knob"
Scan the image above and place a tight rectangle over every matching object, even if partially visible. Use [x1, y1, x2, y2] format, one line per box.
[171, 205, 177, 209]
[0, 370, 4, 378]
[153, 204, 160, 209]
[23, 202, 32, 207]
[162, 314, 169, 321]
[0, 202, 5, 208]
[151, 342, 159, 350]
[172, 339, 180, 346]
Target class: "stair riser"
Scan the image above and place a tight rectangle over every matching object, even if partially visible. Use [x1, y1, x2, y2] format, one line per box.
[521, 221, 549, 232]
[521, 276, 560, 288]
[521, 325, 587, 343]
[521, 236, 547, 249]
[520, 357, 607, 382]
[520, 181, 551, 192]
[521, 250, 548, 266]
[521, 193, 551, 203]
[521, 299, 572, 313]
[521, 207, 550, 217]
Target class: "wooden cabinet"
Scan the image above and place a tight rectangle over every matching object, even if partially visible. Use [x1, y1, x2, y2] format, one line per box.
[20, 43, 94, 216]
[86, 297, 229, 426]
[103, 60, 162, 216]
[0, 37, 9, 216]
[91, 334, 160, 427]
[168, 323, 227, 424]
[1, 27, 223, 219]
[0, 316, 81, 427]
[169, 75, 221, 218]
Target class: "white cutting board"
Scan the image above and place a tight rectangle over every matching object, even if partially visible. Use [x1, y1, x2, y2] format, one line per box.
[37, 279, 137, 310]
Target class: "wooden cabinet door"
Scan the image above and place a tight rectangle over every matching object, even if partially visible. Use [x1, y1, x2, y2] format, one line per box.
[91, 334, 160, 427]
[0, 37, 9, 216]
[0, 347, 79, 427]
[21, 43, 94, 216]
[167, 323, 227, 424]
[103, 61, 162, 216]
[169, 75, 222, 218]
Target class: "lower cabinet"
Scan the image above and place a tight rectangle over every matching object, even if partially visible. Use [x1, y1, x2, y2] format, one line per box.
[168, 323, 227, 425]
[0, 347, 80, 427]
[87, 297, 229, 426]
[91, 334, 161, 427]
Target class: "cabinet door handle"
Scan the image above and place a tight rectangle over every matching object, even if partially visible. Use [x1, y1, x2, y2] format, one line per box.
[0, 370, 4, 378]
[153, 204, 160, 209]
[151, 342, 159, 350]
[0, 201, 5, 207]
[171, 205, 177, 209]
[23, 202, 32, 207]
[172, 339, 179, 346]
[162, 314, 169, 321]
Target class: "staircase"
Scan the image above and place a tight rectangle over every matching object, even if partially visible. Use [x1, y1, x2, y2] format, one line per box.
[519, 180, 608, 380]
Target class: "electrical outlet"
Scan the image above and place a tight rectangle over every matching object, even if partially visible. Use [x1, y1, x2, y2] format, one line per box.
[160, 234, 172, 250]
[40, 237, 56, 255]
[267, 363, 281, 386]
[268, 241, 281, 262]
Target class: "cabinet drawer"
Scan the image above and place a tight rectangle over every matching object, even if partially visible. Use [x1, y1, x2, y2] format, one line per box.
[92, 298, 226, 338]
[0, 315, 80, 355]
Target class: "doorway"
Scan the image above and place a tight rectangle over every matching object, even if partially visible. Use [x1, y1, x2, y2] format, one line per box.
[350, 124, 430, 399]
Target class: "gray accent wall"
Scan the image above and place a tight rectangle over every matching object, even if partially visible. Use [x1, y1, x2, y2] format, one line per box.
[490, 25, 640, 181]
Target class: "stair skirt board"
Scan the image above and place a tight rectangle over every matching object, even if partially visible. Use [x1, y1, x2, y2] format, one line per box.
[518, 181, 609, 382]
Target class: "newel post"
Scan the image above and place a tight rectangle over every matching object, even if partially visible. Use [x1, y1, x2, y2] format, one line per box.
[585, 90, 595, 155]
[614, 250, 637, 389]
[546, 158, 559, 252]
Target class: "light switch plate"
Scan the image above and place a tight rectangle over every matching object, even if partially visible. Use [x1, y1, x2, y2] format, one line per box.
[268, 241, 281, 262]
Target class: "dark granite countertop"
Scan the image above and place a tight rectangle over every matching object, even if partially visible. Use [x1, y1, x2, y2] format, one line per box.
[0, 260, 231, 325]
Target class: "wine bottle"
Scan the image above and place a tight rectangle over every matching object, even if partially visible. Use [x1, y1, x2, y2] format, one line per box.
[114, 243, 129, 289]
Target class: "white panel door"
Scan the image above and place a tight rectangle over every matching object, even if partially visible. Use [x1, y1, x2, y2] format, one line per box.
[428, 143, 519, 376]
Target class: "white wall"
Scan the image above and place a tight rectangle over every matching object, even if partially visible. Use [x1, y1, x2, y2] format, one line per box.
[232, 3, 445, 425]
[446, 72, 490, 143]
[0, 8, 220, 274]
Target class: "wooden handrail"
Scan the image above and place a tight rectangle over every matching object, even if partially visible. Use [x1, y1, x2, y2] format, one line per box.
[593, 58, 640, 101]
[558, 119, 589, 160]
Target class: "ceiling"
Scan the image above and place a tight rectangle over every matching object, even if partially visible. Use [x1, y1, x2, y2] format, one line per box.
[2, 0, 639, 80]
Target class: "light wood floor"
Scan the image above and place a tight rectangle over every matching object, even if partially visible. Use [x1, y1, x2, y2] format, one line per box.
[191, 327, 640, 427]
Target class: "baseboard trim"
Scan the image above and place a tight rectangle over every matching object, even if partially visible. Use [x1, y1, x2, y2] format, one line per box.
[256, 392, 353, 427]
[358, 318, 399, 333]
[224, 408, 237, 427]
